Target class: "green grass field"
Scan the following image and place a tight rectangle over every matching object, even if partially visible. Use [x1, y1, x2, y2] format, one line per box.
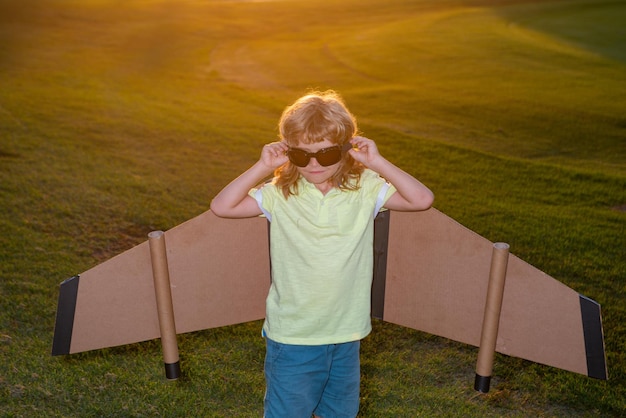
[1, 0, 625, 416]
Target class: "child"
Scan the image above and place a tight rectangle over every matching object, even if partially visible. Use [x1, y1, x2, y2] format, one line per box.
[210, 90, 433, 418]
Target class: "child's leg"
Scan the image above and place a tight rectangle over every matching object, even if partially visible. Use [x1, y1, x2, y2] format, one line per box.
[263, 338, 330, 418]
[313, 341, 361, 418]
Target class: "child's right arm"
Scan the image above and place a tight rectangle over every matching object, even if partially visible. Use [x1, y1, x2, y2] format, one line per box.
[210, 141, 289, 218]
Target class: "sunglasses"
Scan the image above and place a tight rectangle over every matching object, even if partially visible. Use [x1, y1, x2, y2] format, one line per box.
[286, 142, 353, 167]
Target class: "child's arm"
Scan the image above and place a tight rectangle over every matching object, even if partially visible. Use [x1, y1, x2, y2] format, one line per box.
[210, 141, 289, 218]
[349, 136, 434, 211]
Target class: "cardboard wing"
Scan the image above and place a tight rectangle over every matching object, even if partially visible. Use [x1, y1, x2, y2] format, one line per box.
[52, 208, 607, 381]
[52, 210, 270, 355]
[372, 210, 606, 380]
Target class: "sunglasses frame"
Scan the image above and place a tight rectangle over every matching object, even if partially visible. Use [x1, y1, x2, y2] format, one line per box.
[286, 142, 353, 167]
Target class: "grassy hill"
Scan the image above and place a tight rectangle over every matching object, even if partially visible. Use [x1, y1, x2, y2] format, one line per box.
[1, 0, 624, 416]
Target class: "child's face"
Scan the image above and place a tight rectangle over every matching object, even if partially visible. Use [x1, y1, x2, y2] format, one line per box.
[292, 139, 342, 188]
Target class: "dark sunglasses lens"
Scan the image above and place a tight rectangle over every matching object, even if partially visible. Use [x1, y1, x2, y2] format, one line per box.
[287, 145, 346, 167]
[315, 148, 342, 166]
[287, 149, 309, 167]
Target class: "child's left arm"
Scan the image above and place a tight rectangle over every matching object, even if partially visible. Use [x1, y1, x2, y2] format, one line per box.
[349, 136, 434, 211]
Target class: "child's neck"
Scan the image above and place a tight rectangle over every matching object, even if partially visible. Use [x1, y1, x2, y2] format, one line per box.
[315, 181, 334, 195]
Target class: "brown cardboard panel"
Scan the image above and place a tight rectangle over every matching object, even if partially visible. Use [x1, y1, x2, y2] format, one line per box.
[71, 241, 157, 353]
[164, 211, 270, 334]
[499, 255, 585, 374]
[383, 209, 588, 376]
[68, 211, 270, 354]
[383, 209, 491, 347]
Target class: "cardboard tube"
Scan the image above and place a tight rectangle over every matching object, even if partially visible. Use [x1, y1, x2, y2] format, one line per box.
[475, 242, 509, 393]
[148, 231, 181, 380]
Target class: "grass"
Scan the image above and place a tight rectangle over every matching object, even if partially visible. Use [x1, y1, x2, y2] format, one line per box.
[1, 0, 625, 416]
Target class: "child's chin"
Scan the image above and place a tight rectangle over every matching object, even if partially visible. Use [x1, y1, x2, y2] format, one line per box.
[302, 172, 331, 183]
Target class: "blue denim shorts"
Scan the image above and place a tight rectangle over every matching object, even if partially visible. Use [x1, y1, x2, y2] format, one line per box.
[263, 338, 361, 418]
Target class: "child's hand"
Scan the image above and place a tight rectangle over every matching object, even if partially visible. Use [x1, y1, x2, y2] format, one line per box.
[348, 136, 382, 167]
[260, 141, 289, 170]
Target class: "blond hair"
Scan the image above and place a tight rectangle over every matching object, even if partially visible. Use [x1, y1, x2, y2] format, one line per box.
[274, 90, 364, 198]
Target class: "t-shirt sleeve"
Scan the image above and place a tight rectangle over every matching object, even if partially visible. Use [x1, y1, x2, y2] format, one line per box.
[361, 169, 397, 218]
[248, 184, 275, 222]
[374, 181, 397, 216]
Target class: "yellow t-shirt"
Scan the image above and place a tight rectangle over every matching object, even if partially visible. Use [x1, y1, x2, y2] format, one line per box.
[250, 169, 396, 345]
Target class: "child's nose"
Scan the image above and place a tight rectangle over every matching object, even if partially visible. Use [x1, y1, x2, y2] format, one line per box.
[308, 157, 320, 167]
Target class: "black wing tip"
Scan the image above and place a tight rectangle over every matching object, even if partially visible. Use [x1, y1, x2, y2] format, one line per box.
[51, 275, 80, 356]
[579, 294, 608, 380]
